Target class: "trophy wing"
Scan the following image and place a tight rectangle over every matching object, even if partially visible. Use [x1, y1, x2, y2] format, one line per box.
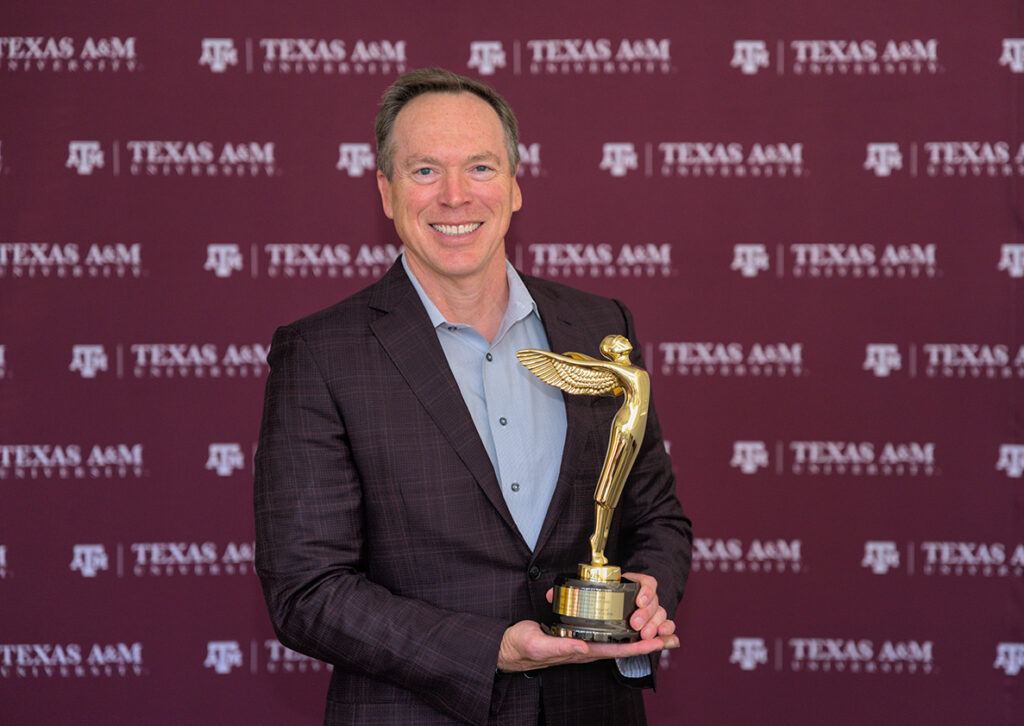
[516, 349, 621, 396]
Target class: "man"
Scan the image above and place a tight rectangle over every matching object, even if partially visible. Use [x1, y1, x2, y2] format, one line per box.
[255, 68, 692, 725]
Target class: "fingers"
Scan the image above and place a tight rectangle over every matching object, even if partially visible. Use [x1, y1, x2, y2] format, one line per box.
[622, 571, 657, 609]
[623, 572, 662, 637]
[640, 606, 667, 641]
[583, 633, 678, 662]
[545, 587, 553, 604]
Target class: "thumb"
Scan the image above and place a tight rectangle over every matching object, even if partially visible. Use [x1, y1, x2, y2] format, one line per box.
[553, 637, 588, 656]
[545, 588, 554, 603]
[534, 628, 588, 657]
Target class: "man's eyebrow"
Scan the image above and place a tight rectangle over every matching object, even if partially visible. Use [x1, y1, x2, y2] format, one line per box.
[400, 152, 503, 169]
[401, 155, 443, 169]
[466, 152, 502, 166]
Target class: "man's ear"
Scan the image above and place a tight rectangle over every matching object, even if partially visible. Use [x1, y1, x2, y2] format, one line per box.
[376, 170, 394, 220]
[512, 174, 523, 213]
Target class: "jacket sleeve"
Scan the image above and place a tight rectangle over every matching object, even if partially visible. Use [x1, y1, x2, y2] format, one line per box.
[612, 300, 694, 681]
[254, 324, 508, 726]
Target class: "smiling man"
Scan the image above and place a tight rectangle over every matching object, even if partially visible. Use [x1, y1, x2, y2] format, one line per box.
[255, 68, 692, 726]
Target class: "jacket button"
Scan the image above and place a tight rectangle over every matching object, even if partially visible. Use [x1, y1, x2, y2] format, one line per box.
[528, 565, 541, 581]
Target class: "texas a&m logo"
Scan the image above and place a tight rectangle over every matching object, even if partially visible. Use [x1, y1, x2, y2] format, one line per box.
[730, 638, 768, 671]
[865, 143, 902, 177]
[600, 143, 638, 177]
[862, 541, 900, 574]
[204, 641, 243, 674]
[199, 39, 238, 73]
[467, 41, 506, 75]
[731, 41, 769, 75]
[70, 544, 108, 578]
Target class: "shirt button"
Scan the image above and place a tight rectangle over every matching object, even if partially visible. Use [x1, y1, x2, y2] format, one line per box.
[486, 353, 493, 362]
[447, 326, 456, 332]
[528, 565, 541, 581]
[499, 417, 508, 426]
[510, 482, 520, 492]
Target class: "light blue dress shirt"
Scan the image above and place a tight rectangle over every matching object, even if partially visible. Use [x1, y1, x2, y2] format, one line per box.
[402, 255, 651, 679]
[402, 253, 566, 550]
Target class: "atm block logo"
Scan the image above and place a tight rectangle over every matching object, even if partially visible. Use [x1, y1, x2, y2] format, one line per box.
[207, 443, 246, 477]
[730, 638, 768, 670]
[862, 541, 900, 574]
[994, 643, 1024, 675]
[204, 641, 243, 674]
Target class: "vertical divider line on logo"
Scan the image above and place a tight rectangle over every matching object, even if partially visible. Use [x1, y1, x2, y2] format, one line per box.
[776, 40, 784, 75]
[250, 244, 258, 278]
[112, 140, 120, 176]
[245, 38, 253, 73]
[909, 343, 916, 377]
[775, 638, 783, 670]
[117, 543, 123, 577]
[907, 542, 914, 575]
[645, 143, 652, 177]
[250, 639, 257, 673]
[116, 344, 124, 379]
[775, 440, 783, 474]
[513, 41, 521, 75]
[910, 143, 918, 177]
[776, 244, 785, 278]
[514, 243, 523, 270]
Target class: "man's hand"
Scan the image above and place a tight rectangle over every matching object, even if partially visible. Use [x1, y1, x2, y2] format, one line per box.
[621, 571, 676, 641]
[497, 620, 675, 673]
[498, 573, 679, 673]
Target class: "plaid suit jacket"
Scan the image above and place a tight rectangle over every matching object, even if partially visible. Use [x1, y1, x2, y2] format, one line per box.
[254, 260, 692, 726]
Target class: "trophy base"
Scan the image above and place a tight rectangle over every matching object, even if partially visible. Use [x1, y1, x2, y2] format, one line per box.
[550, 572, 639, 643]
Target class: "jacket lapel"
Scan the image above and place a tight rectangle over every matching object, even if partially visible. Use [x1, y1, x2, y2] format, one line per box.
[368, 262, 530, 552]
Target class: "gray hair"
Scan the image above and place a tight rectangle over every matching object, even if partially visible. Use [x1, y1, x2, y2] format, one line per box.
[374, 67, 520, 179]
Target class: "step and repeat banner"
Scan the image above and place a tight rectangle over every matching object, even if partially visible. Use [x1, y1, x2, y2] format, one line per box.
[2, 2, 1022, 724]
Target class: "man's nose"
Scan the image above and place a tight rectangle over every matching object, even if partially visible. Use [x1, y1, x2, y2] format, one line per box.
[439, 172, 471, 207]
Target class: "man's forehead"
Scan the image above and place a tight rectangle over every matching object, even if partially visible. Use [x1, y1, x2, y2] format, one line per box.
[391, 92, 508, 166]
[398, 90, 497, 118]
[393, 93, 504, 139]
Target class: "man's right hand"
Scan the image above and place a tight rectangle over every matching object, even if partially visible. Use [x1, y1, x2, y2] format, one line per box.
[496, 620, 679, 673]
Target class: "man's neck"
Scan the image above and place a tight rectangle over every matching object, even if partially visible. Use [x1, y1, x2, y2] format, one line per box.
[405, 253, 510, 343]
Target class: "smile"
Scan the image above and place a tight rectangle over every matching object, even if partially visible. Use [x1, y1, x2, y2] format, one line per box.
[430, 223, 482, 236]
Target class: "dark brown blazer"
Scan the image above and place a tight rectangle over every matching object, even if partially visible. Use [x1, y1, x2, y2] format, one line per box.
[254, 260, 692, 726]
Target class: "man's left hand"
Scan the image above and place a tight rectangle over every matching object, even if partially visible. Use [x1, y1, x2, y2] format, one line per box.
[544, 571, 676, 641]
[621, 572, 675, 641]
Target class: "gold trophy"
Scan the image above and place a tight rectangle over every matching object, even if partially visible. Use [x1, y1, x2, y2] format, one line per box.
[517, 334, 649, 643]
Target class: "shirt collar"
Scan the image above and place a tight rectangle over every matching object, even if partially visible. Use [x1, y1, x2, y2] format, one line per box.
[401, 253, 540, 334]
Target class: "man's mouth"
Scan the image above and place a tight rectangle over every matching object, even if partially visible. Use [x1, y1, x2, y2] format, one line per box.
[430, 223, 482, 236]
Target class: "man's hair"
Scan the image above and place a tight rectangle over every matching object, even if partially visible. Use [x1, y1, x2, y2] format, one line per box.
[374, 67, 520, 179]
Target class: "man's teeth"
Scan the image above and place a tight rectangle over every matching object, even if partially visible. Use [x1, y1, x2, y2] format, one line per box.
[431, 223, 482, 236]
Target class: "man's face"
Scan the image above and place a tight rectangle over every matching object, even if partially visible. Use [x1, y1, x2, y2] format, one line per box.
[377, 92, 522, 285]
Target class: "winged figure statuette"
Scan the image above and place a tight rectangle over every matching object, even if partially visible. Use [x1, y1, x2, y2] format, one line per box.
[517, 334, 650, 570]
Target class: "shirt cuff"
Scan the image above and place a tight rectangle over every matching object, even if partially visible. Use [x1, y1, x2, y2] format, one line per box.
[615, 655, 652, 679]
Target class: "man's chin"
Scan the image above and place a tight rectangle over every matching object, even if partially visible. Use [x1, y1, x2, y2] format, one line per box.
[410, 247, 506, 283]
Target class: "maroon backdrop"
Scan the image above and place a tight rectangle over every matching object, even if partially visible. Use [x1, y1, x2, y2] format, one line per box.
[2, 2, 1022, 724]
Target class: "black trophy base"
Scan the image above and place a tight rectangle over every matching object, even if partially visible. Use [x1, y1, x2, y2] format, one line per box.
[549, 573, 639, 643]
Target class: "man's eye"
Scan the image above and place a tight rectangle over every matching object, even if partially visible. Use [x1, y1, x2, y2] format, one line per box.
[473, 165, 493, 173]
[414, 168, 434, 176]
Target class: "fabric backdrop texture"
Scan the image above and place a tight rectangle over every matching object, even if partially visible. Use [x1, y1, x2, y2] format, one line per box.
[1, 2, 1022, 724]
